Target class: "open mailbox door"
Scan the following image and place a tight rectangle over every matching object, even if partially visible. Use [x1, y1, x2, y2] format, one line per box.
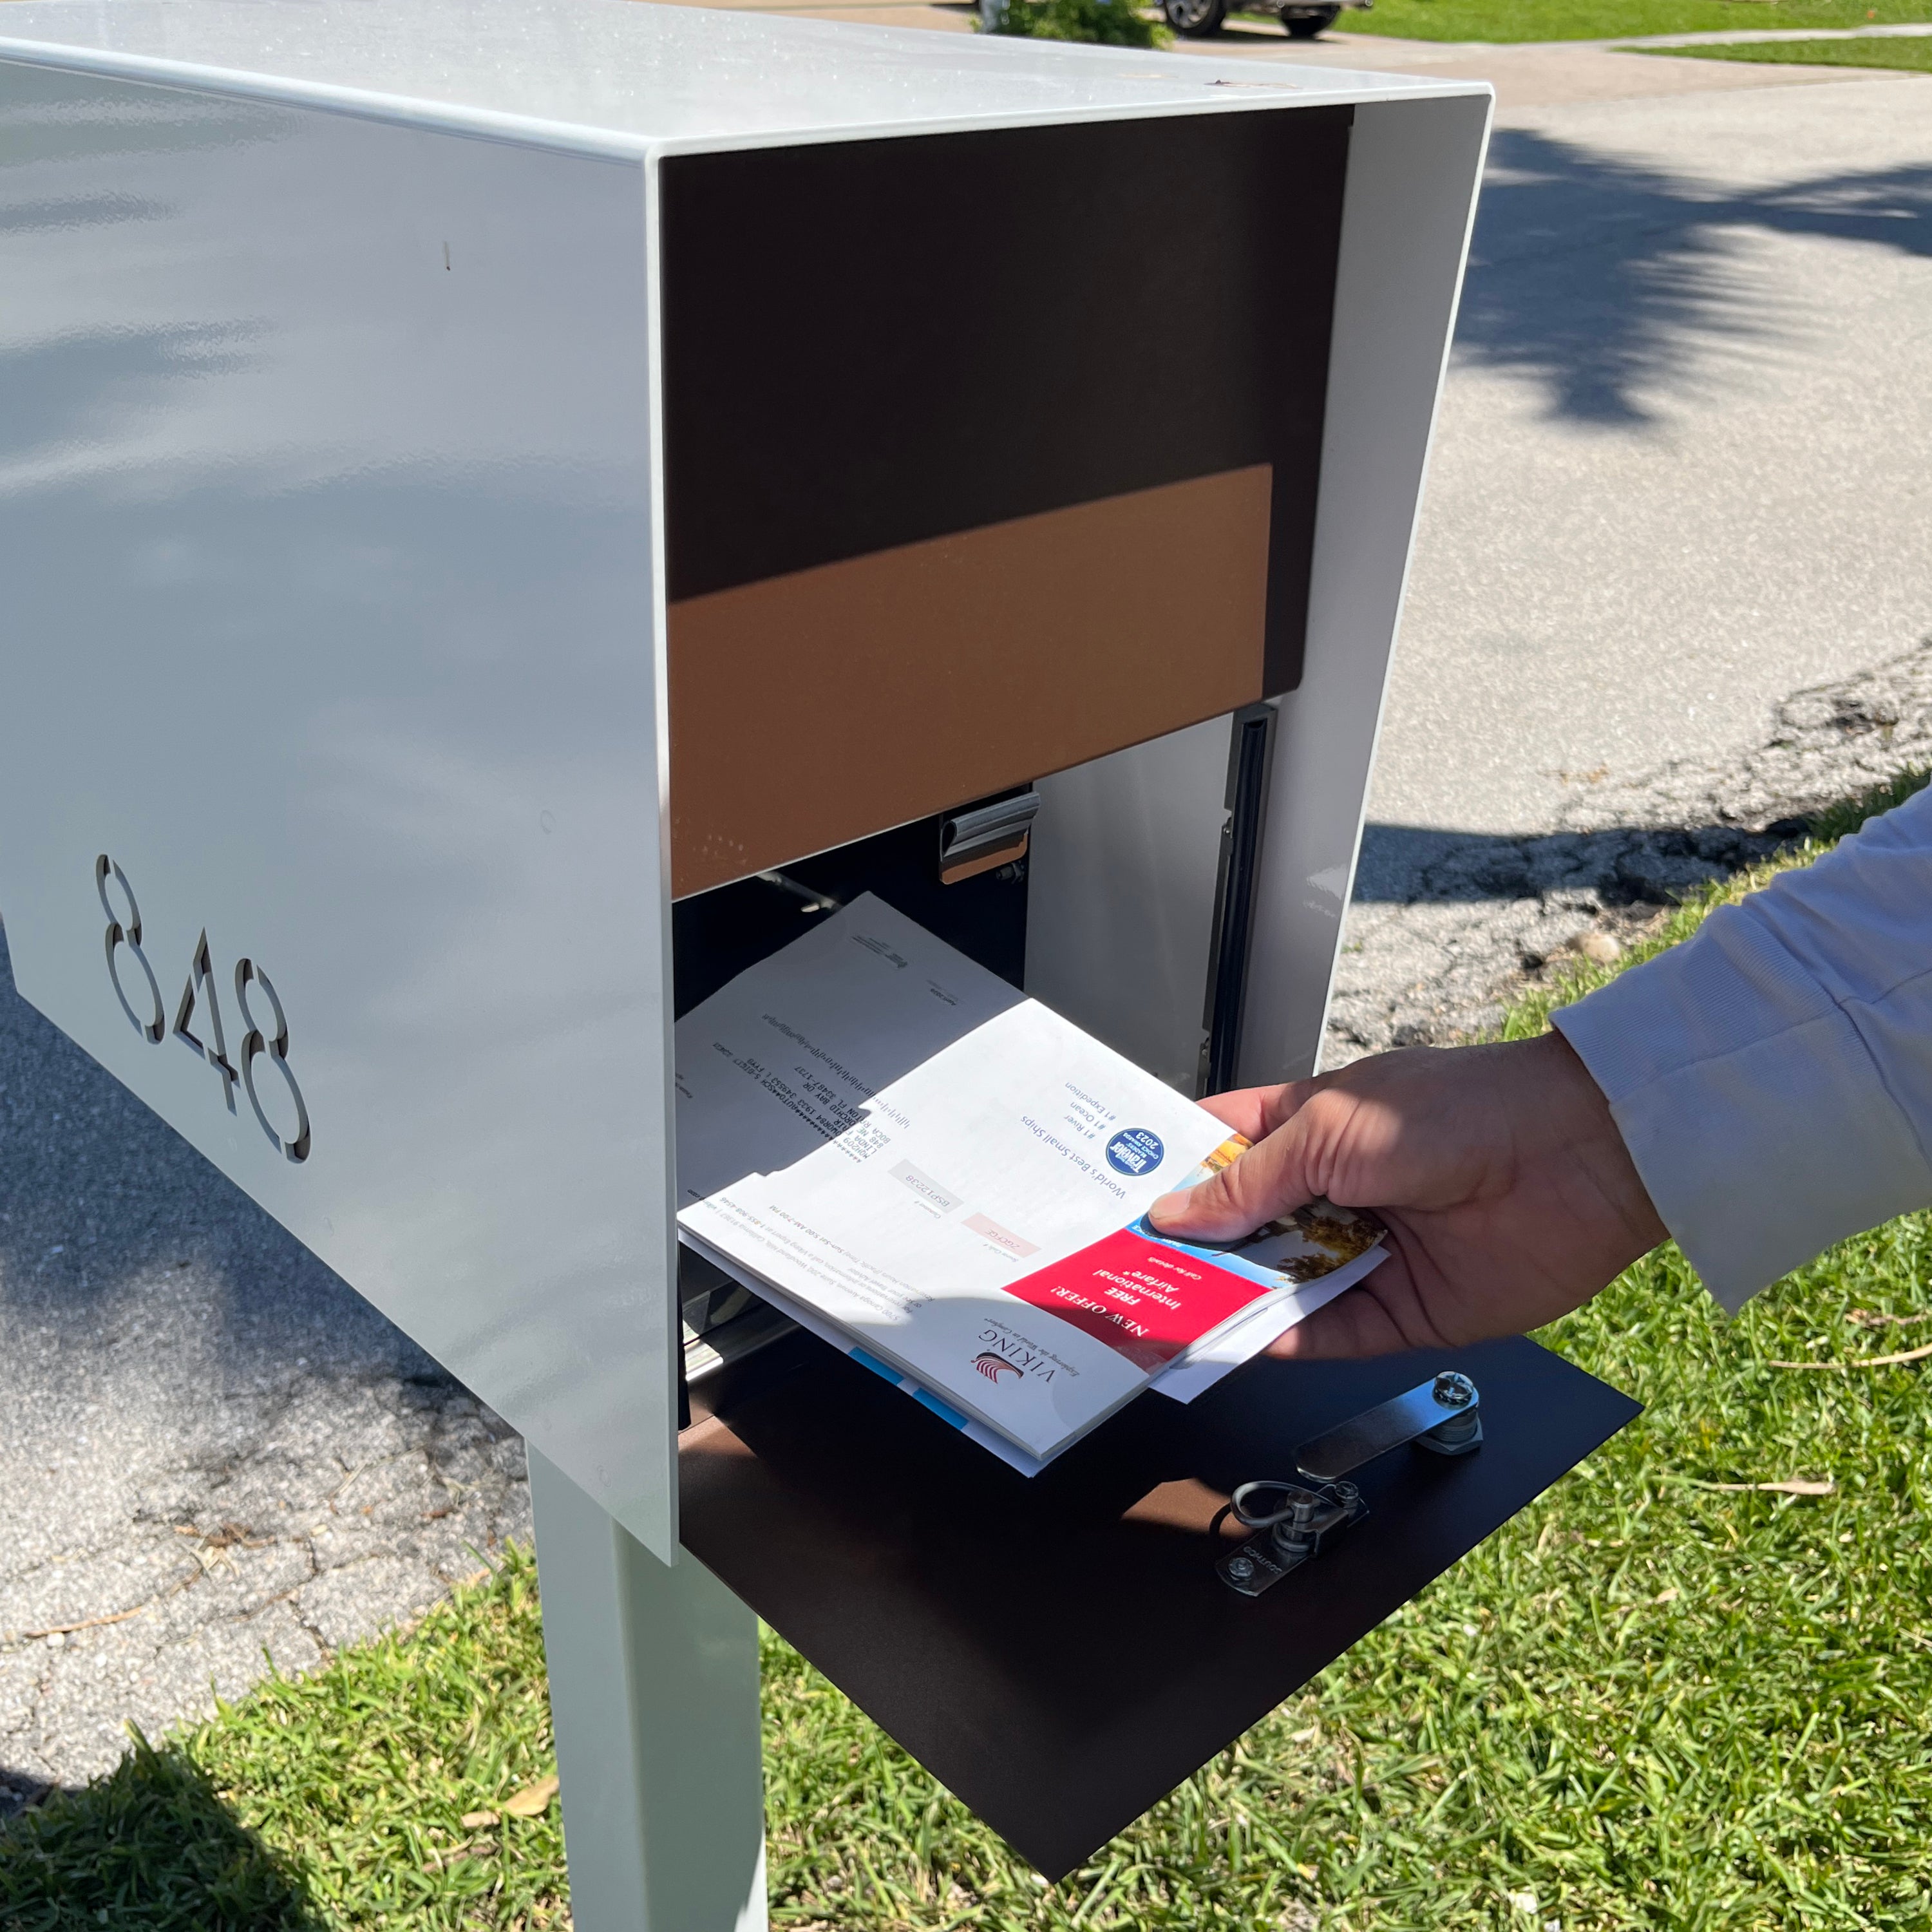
[0, 2, 1634, 1919]
[682, 1331, 1637, 1879]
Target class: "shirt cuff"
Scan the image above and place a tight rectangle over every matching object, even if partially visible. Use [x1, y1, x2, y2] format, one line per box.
[1553, 904, 1932, 1312]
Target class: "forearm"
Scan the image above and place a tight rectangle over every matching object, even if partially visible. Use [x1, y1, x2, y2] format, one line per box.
[1555, 788, 1932, 1310]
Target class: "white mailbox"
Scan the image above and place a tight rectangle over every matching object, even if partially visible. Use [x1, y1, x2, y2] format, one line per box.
[0, 6, 1533, 1926]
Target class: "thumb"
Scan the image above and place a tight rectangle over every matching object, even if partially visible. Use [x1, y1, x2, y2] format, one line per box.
[1147, 1121, 1317, 1242]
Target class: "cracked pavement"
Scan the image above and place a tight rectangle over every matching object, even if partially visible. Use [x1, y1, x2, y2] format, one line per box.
[1325, 640, 1932, 1064]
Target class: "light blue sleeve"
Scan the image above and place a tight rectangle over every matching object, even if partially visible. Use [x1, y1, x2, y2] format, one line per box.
[1551, 785, 1932, 1311]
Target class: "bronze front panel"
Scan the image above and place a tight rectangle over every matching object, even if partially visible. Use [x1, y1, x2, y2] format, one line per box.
[668, 468, 1270, 896]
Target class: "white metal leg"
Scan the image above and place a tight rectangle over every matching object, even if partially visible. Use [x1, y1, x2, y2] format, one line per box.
[528, 1448, 769, 1932]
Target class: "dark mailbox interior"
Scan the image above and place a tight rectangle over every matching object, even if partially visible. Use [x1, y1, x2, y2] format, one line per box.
[670, 802, 1033, 1019]
[681, 1327, 1640, 1879]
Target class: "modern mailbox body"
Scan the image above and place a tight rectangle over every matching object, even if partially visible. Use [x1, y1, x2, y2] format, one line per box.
[0, 6, 1580, 1926]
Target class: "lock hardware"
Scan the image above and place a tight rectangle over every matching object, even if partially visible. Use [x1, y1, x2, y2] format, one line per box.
[1217, 1479, 1367, 1596]
[1217, 1371, 1482, 1596]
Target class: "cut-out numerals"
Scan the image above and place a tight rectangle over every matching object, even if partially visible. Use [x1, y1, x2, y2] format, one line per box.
[234, 958, 311, 1164]
[93, 857, 311, 1162]
[97, 855, 164, 1043]
[174, 929, 239, 1112]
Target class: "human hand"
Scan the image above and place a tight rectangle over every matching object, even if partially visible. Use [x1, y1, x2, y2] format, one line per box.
[1147, 1030, 1667, 1360]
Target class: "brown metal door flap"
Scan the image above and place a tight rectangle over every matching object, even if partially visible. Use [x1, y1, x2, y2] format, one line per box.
[678, 1330, 1638, 1880]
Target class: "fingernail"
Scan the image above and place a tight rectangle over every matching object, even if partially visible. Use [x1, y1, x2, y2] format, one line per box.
[1146, 1191, 1188, 1231]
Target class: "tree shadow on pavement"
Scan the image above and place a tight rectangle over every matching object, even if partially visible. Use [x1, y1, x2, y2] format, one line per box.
[1355, 638, 1932, 908]
[1459, 128, 1932, 424]
[0, 1732, 319, 1932]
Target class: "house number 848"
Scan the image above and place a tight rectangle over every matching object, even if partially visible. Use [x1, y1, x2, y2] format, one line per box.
[95, 855, 312, 1164]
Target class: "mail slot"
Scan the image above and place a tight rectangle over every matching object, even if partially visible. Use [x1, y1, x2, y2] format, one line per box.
[0, 6, 1591, 1928]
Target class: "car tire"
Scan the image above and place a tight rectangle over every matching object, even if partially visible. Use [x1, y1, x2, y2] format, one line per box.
[1283, 5, 1340, 33]
[1163, 0, 1227, 35]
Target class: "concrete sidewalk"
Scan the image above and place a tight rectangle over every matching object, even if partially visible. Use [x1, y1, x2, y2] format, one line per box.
[1165, 21, 1915, 108]
[640, 1, 1925, 108]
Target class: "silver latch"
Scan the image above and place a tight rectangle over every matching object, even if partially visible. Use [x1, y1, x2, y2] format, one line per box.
[1217, 1371, 1482, 1596]
[938, 791, 1039, 885]
[1217, 1479, 1368, 1596]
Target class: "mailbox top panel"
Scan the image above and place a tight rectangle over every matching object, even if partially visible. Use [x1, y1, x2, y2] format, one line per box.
[0, 0, 1485, 152]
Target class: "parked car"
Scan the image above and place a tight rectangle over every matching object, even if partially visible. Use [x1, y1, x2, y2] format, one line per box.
[1162, 0, 1367, 37]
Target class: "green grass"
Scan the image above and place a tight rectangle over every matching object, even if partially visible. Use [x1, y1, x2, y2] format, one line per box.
[0, 1554, 567, 1931]
[1627, 29, 1932, 63]
[1338, 0, 1932, 44]
[6, 772, 1932, 1929]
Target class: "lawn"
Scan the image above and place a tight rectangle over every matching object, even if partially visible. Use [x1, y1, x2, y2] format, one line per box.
[1626, 30, 1932, 64]
[5, 775, 1932, 1930]
[1336, 0, 1932, 44]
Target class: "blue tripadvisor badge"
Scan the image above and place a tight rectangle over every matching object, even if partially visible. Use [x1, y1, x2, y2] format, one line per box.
[1105, 1128, 1166, 1177]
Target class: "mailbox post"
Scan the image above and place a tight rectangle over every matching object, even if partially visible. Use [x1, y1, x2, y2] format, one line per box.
[526, 1449, 769, 1931]
[0, 9, 1632, 1929]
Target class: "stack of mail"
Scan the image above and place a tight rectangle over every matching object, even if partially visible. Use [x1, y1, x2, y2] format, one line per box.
[676, 896, 1386, 1473]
